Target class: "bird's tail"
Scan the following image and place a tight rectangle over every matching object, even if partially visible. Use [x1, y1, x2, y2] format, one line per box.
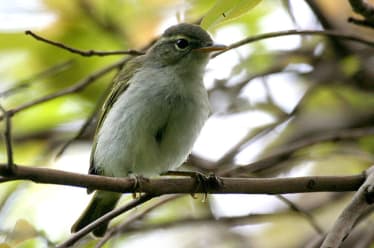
[71, 190, 121, 237]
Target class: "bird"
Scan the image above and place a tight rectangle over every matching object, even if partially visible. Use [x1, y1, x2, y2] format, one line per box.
[71, 23, 226, 237]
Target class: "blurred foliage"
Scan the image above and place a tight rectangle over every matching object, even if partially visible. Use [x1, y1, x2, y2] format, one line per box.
[200, 0, 262, 28]
[0, 0, 374, 247]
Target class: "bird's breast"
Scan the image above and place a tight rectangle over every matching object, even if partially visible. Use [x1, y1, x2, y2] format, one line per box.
[94, 68, 209, 177]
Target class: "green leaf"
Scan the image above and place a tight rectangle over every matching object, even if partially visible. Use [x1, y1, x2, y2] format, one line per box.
[201, 0, 262, 29]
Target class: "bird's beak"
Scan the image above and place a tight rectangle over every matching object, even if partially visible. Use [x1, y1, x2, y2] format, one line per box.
[194, 44, 227, 52]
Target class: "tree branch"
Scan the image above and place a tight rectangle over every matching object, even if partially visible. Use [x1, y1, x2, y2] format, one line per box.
[25, 30, 144, 56]
[321, 165, 374, 248]
[214, 29, 374, 58]
[0, 164, 365, 194]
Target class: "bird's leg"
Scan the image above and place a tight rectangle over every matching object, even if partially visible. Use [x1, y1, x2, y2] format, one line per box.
[161, 171, 223, 200]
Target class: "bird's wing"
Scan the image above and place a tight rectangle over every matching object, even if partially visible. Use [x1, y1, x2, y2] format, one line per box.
[89, 56, 145, 176]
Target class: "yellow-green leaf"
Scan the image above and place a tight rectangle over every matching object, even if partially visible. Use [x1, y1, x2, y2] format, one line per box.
[201, 0, 262, 29]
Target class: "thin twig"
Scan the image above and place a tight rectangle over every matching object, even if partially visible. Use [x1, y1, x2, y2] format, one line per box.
[95, 195, 181, 248]
[25, 30, 144, 56]
[230, 65, 292, 95]
[0, 105, 15, 174]
[214, 29, 374, 57]
[57, 193, 155, 248]
[215, 121, 283, 167]
[200, 65, 312, 172]
[220, 74, 310, 170]
[0, 57, 131, 121]
[55, 73, 116, 158]
[106, 211, 320, 236]
[0, 60, 75, 98]
[224, 126, 374, 176]
[55, 107, 98, 158]
[276, 195, 323, 235]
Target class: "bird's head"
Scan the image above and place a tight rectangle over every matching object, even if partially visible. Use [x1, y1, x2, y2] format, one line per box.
[146, 23, 226, 69]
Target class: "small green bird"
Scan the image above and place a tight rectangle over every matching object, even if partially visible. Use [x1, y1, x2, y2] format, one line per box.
[71, 23, 226, 237]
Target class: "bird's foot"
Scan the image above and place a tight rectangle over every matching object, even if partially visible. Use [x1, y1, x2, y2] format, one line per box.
[129, 175, 148, 199]
[161, 171, 223, 201]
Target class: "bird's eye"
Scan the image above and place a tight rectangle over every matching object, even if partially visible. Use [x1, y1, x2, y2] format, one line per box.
[175, 39, 189, 50]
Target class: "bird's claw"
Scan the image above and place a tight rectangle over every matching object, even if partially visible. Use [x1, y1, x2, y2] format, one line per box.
[192, 172, 223, 201]
[161, 170, 223, 200]
[130, 175, 147, 199]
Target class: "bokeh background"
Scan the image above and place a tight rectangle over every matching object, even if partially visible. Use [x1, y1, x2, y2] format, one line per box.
[0, 0, 374, 247]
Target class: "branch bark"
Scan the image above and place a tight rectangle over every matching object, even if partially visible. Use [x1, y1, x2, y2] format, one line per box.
[321, 166, 374, 248]
[0, 164, 365, 195]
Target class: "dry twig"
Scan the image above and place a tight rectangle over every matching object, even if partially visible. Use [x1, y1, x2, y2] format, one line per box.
[276, 195, 323, 235]
[25, 30, 144, 56]
[95, 195, 181, 248]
